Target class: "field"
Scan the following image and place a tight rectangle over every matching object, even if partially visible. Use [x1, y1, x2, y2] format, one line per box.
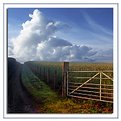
[69, 62, 113, 71]
[25, 61, 113, 93]
[20, 61, 113, 113]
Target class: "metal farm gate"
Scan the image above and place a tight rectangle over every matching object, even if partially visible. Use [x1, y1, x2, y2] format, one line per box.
[67, 71, 113, 103]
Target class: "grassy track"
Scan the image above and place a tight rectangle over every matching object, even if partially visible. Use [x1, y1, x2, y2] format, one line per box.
[21, 64, 58, 103]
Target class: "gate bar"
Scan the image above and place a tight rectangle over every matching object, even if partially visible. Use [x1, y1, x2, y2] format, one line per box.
[69, 72, 99, 95]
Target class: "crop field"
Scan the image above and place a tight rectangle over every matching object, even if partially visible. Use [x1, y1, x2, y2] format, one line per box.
[69, 62, 113, 71]
[25, 62, 113, 89]
[21, 61, 113, 113]
[69, 63, 113, 85]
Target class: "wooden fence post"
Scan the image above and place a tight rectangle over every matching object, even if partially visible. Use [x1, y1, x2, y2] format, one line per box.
[39, 67, 41, 79]
[44, 67, 45, 80]
[47, 68, 50, 83]
[62, 62, 69, 97]
[54, 69, 57, 90]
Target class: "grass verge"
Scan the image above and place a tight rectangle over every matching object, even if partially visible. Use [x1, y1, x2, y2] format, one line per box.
[21, 64, 58, 103]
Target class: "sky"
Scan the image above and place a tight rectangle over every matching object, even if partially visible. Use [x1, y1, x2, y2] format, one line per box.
[8, 8, 113, 63]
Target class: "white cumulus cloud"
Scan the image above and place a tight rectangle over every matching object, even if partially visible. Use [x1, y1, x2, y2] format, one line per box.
[8, 9, 107, 63]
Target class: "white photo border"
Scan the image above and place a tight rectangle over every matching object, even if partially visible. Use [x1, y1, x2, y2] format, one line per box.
[3, 3, 119, 119]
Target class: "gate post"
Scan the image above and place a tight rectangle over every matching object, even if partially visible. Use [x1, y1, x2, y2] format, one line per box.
[100, 72, 102, 101]
[62, 62, 69, 97]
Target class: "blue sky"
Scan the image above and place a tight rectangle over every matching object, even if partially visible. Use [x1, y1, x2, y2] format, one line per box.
[8, 8, 113, 48]
[8, 8, 113, 62]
